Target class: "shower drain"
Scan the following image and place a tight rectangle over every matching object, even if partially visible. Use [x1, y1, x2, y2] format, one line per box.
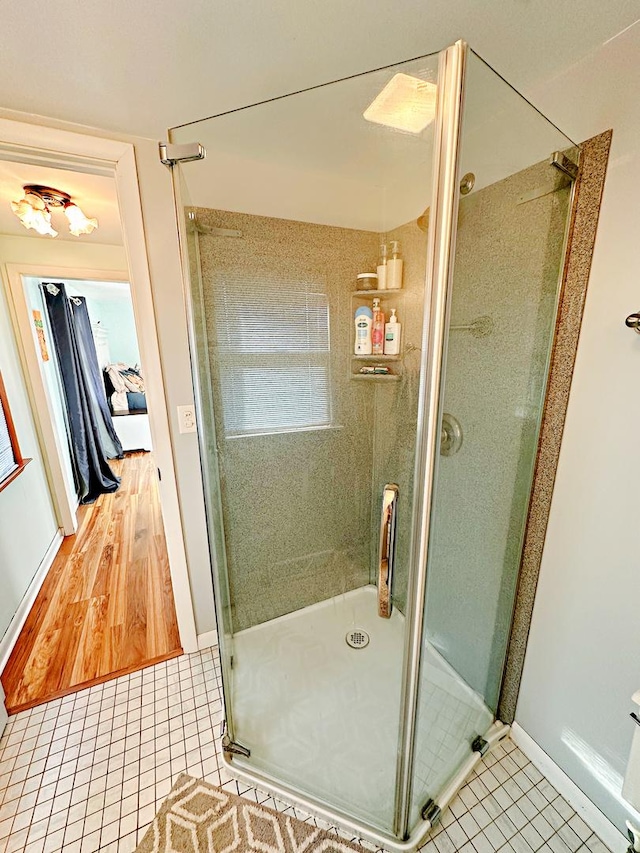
[346, 629, 370, 649]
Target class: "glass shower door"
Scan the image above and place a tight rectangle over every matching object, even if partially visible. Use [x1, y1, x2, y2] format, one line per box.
[171, 51, 443, 836]
[406, 49, 577, 833]
[170, 38, 579, 847]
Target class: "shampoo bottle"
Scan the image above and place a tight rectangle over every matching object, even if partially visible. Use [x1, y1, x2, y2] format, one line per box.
[354, 305, 373, 355]
[387, 240, 403, 290]
[377, 243, 388, 290]
[384, 308, 401, 355]
[372, 297, 385, 355]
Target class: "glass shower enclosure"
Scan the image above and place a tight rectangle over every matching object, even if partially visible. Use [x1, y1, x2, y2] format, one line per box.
[170, 40, 577, 850]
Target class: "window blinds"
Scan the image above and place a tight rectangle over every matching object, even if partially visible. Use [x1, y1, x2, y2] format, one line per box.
[214, 275, 332, 437]
[0, 396, 17, 482]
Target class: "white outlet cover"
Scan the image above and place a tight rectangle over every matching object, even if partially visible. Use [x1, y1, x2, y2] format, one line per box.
[177, 404, 197, 434]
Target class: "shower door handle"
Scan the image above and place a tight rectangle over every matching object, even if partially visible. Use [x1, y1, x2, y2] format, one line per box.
[378, 484, 399, 619]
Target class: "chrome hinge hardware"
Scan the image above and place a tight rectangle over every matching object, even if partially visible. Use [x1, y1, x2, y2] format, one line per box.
[471, 734, 490, 756]
[222, 733, 251, 759]
[158, 142, 206, 167]
[421, 799, 442, 826]
[550, 150, 579, 181]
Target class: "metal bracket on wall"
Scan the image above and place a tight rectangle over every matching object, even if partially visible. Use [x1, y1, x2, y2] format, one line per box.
[550, 151, 579, 181]
[158, 142, 206, 167]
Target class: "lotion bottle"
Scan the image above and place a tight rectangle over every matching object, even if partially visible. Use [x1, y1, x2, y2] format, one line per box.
[377, 243, 388, 290]
[387, 240, 403, 290]
[354, 306, 373, 355]
[384, 308, 401, 355]
[372, 297, 385, 355]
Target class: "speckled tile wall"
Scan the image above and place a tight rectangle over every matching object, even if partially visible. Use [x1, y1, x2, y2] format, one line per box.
[423, 158, 573, 711]
[194, 208, 381, 631]
[369, 218, 428, 611]
[499, 131, 613, 723]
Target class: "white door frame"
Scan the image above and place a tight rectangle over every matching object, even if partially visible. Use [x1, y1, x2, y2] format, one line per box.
[0, 117, 198, 652]
[6, 263, 131, 536]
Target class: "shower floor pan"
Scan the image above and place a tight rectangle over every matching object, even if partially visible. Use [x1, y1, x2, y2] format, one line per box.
[225, 585, 506, 851]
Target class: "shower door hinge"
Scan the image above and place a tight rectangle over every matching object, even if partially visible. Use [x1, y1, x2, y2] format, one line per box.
[421, 799, 442, 826]
[159, 141, 206, 167]
[222, 733, 251, 759]
[471, 734, 490, 756]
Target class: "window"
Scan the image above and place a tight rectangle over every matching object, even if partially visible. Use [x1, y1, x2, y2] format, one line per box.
[213, 274, 332, 437]
[0, 372, 30, 491]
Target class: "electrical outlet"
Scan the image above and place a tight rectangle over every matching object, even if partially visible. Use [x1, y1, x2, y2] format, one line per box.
[177, 405, 197, 434]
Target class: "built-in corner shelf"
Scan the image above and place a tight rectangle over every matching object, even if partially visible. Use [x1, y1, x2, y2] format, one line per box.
[351, 373, 401, 382]
[354, 288, 404, 296]
[352, 354, 400, 362]
[350, 288, 406, 382]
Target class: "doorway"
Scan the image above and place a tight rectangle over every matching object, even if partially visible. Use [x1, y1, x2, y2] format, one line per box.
[0, 156, 185, 712]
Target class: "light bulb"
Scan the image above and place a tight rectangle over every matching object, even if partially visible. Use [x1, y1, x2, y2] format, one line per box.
[10, 197, 57, 237]
[64, 203, 98, 236]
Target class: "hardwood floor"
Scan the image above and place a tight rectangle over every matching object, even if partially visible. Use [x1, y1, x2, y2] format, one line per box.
[2, 452, 183, 714]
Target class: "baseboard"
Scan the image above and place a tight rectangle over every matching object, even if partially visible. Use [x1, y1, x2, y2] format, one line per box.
[0, 529, 63, 674]
[511, 722, 628, 853]
[197, 629, 218, 651]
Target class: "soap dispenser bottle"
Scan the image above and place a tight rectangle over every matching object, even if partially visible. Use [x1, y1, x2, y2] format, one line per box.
[384, 309, 401, 355]
[372, 297, 385, 355]
[387, 240, 403, 290]
[354, 305, 373, 355]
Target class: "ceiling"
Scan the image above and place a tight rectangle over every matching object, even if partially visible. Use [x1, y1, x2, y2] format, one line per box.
[177, 48, 575, 231]
[0, 1, 638, 141]
[0, 160, 123, 244]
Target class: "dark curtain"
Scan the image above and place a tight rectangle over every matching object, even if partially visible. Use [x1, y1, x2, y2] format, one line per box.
[69, 295, 123, 459]
[42, 282, 122, 504]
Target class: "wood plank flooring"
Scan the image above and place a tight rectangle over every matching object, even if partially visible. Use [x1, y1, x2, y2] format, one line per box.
[2, 452, 182, 714]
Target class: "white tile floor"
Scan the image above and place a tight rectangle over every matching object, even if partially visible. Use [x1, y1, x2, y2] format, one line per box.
[0, 648, 614, 853]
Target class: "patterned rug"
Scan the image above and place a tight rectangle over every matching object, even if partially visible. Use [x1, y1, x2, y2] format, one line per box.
[136, 773, 370, 853]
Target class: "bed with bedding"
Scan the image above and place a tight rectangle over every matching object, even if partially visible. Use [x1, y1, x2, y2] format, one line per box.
[103, 363, 153, 451]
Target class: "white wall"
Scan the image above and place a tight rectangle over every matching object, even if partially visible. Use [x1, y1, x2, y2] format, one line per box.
[0, 260, 58, 644]
[516, 23, 640, 835]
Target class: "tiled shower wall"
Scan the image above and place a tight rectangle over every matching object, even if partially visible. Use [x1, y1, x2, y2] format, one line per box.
[193, 157, 569, 649]
[424, 161, 571, 709]
[195, 209, 379, 631]
[369, 218, 428, 610]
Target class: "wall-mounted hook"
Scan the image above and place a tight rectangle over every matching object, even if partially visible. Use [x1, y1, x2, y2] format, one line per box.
[625, 313, 640, 334]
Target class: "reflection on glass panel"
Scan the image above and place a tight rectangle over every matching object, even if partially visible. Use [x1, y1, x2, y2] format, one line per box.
[173, 53, 440, 835]
[409, 50, 575, 829]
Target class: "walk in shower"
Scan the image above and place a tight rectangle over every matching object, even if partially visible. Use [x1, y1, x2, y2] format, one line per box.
[170, 41, 577, 850]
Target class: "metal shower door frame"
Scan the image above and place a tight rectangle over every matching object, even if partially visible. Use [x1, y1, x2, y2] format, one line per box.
[393, 37, 469, 840]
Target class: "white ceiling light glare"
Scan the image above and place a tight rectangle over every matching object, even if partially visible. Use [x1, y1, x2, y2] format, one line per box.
[10, 184, 98, 238]
[364, 73, 438, 134]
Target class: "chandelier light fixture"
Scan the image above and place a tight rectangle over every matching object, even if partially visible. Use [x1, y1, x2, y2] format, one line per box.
[10, 185, 98, 238]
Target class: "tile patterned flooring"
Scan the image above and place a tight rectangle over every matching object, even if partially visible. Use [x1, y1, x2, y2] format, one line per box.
[0, 648, 614, 853]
